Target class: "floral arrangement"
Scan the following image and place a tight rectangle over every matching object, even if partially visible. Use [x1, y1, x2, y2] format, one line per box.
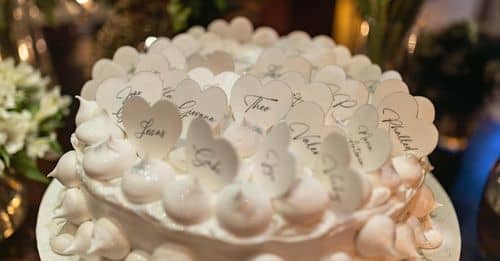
[0, 58, 71, 182]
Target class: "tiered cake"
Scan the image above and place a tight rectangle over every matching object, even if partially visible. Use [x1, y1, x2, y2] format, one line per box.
[46, 17, 443, 261]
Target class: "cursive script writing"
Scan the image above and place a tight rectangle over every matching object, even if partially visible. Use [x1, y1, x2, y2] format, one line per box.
[347, 125, 374, 167]
[329, 173, 345, 203]
[177, 100, 215, 122]
[192, 145, 221, 174]
[243, 95, 278, 113]
[327, 84, 357, 109]
[289, 122, 321, 155]
[135, 118, 165, 139]
[261, 150, 279, 181]
[291, 92, 304, 107]
[112, 86, 143, 122]
[162, 86, 175, 99]
[381, 108, 418, 152]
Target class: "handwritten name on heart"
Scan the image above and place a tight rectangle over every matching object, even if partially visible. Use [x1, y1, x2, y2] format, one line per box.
[122, 96, 182, 159]
[186, 118, 239, 191]
[252, 122, 296, 198]
[371, 79, 409, 107]
[279, 71, 332, 113]
[319, 132, 364, 212]
[377, 92, 438, 157]
[250, 48, 312, 80]
[160, 69, 187, 101]
[345, 105, 391, 172]
[171, 79, 227, 137]
[286, 102, 328, 168]
[231, 75, 293, 130]
[96, 72, 163, 127]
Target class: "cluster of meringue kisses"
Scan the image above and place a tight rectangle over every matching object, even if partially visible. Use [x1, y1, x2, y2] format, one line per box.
[46, 17, 442, 261]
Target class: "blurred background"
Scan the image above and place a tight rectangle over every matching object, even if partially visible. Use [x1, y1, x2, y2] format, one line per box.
[0, 0, 499, 260]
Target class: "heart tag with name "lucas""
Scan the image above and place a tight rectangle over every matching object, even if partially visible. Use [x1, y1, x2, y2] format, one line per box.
[96, 72, 163, 127]
[122, 96, 182, 159]
[377, 92, 438, 157]
[186, 118, 239, 191]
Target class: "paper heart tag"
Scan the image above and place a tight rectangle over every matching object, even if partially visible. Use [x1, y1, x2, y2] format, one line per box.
[345, 105, 391, 172]
[251, 122, 296, 198]
[332, 46, 351, 67]
[160, 69, 187, 100]
[147, 37, 171, 54]
[328, 79, 369, 123]
[80, 80, 99, 100]
[415, 96, 435, 122]
[96, 72, 163, 126]
[172, 34, 200, 57]
[187, 51, 235, 74]
[208, 19, 229, 37]
[286, 102, 331, 168]
[228, 16, 253, 43]
[377, 92, 438, 157]
[171, 79, 227, 137]
[113, 46, 140, 73]
[186, 118, 239, 191]
[135, 53, 170, 75]
[188, 68, 240, 101]
[371, 79, 409, 107]
[250, 48, 312, 80]
[279, 72, 332, 113]
[91, 59, 126, 81]
[253, 27, 279, 47]
[346, 55, 371, 77]
[122, 96, 182, 159]
[380, 70, 402, 81]
[352, 64, 382, 87]
[160, 46, 187, 70]
[230, 75, 293, 130]
[313, 65, 346, 87]
[319, 132, 364, 212]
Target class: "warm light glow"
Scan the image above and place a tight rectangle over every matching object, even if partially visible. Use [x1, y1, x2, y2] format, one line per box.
[76, 0, 94, 10]
[17, 42, 30, 61]
[76, 0, 88, 4]
[145, 36, 157, 48]
[13, 7, 23, 20]
[36, 38, 47, 53]
[360, 21, 370, 37]
[407, 33, 418, 54]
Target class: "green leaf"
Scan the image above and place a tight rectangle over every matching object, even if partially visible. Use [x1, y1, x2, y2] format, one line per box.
[11, 151, 48, 183]
[34, 0, 58, 24]
[0, 147, 10, 168]
[48, 139, 62, 154]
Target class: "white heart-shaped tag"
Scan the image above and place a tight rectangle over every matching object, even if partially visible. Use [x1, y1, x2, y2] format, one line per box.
[251, 122, 296, 198]
[186, 118, 239, 191]
[113, 46, 140, 73]
[147, 37, 171, 54]
[279, 71, 332, 113]
[91, 59, 127, 81]
[380, 70, 402, 81]
[415, 96, 435, 122]
[96, 72, 163, 126]
[250, 48, 312, 80]
[228, 16, 253, 43]
[171, 79, 227, 137]
[160, 46, 187, 70]
[122, 96, 182, 159]
[352, 64, 382, 87]
[208, 19, 229, 37]
[80, 80, 99, 100]
[345, 55, 371, 77]
[332, 46, 351, 67]
[187, 67, 240, 101]
[345, 105, 391, 172]
[160, 69, 187, 100]
[172, 34, 200, 57]
[252, 27, 279, 47]
[230, 75, 293, 130]
[371, 79, 409, 107]
[286, 102, 330, 168]
[187, 51, 235, 74]
[319, 132, 364, 212]
[377, 92, 438, 157]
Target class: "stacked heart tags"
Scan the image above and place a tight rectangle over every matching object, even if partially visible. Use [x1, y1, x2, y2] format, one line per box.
[47, 16, 443, 261]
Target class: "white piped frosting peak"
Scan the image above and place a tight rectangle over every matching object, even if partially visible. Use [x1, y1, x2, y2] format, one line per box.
[48, 150, 81, 188]
[223, 121, 263, 158]
[151, 243, 195, 261]
[87, 218, 131, 260]
[275, 175, 329, 224]
[409, 184, 439, 218]
[162, 175, 212, 225]
[75, 110, 124, 145]
[53, 188, 91, 225]
[125, 250, 151, 261]
[355, 214, 398, 258]
[83, 137, 137, 181]
[75, 96, 102, 126]
[320, 252, 353, 261]
[216, 183, 272, 237]
[64, 221, 94, 255]
[248, 253, 284, 261]
[122, 158, 174, 204]
[391, 154, 424, 186]
[394, 223, 420, 259]
[50, 233, 74, 255]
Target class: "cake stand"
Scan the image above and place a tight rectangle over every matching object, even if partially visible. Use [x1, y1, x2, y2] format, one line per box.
[36, 174, 461, 260]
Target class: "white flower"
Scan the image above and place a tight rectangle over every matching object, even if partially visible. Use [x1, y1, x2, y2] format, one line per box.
[35, 87, 71, 122]
[0, 110, 34, 154]
[26, 136, 52, 158]
[0, 160, 4, 174]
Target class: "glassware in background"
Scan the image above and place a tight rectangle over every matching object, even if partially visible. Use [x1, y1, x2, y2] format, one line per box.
[478, 159, 500, 260]
[0, 175, 28, 242]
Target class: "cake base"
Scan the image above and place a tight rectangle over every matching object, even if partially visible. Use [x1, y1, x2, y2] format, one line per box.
[36, 174, 461, 261]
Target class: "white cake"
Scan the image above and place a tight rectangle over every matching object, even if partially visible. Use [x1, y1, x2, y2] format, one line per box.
[46, 17, 443, 261]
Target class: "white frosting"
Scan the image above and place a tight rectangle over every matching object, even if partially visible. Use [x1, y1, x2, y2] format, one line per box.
[248, 253, 284, 261]
[50, 233, 74, 255]
[122, 158, 174, 204]
[53, 188, 91, 225]
[275, 175, 329, 224]
[151, 243, 195, 261]
[88, 218, 131, 260]
[162, 175, 212, 224]
[168, 147, 187, 173]
[355, 214, 398, 258]
[391, 154, 424, 186]
[75, 111, 124, 145]
[125, 250, 151, 261]
[378, 163, 402, 189]
[364, 186, 391, 208]
[65, 221, 94, 255]
[409, 184, 438, 218]
[394, 224, 420, 259]
[216, 183, 272, 237]
[83, 137, 137, 181]
[48, 150, 81, 188]
[320, 252, 353, 261]
[75, 97, 101, 125]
